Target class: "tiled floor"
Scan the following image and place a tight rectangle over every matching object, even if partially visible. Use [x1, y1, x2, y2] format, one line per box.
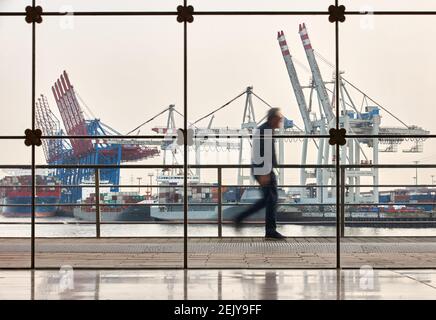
[2, 237, 436, 268]
[1, 269, 436, 300]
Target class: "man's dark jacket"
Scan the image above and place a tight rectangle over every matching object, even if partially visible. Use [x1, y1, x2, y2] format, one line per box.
[251, 121, 277, 176]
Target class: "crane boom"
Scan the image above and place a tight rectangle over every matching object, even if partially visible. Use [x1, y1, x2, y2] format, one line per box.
[35, 94, 70, 163]
[52, 71, 93, 157]
[298, 23, 335, 124]
[36, 95, 59, 162]
[277, 30, 313, 133]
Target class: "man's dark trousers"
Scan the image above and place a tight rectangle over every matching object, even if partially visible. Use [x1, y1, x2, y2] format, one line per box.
[236, 172, 278, 234]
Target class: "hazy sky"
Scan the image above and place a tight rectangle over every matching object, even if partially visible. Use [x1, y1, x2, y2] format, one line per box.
[1, 0, 436, 187]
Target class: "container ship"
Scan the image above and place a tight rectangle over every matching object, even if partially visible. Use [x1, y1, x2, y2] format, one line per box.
[150, 172, 219, 221]
[73, 191, 154, 221]
[150, 171, 301, 222]
[0, 175, 61, 218]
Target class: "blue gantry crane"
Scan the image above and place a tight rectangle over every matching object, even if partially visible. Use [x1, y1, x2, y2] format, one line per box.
[35, 71, 160, 205]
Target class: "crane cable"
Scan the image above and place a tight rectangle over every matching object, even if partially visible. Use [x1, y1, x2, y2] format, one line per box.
[172, 109, 200, 129]
[252, 91, 315, 145]
[126, 106, 171, 135]
[192, 90, 246, 125]
[252, 92, 303, 133]
[76, 91, 97, 120]
[341, 78, 410, 129]
[314, 50, 335, 69]
[312, 50, 410, 129]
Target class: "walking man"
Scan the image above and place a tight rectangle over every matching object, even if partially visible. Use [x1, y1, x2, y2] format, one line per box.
[234, 108, 285, 239]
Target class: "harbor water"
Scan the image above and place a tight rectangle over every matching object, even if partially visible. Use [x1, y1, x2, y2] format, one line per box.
[1, 216, 436, 237]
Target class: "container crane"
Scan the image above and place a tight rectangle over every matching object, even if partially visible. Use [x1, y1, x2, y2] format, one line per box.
[278, 30, 321, 192]
[37, 71, 160, 204]
[279, 24, 430, 204]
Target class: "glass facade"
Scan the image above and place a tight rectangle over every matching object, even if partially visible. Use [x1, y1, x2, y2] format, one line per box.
[0, 1, 435, 269]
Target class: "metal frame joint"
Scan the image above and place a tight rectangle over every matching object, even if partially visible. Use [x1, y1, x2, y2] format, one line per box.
[177, 5, 194, 23]
[25, 5, 43, 24]
[24, 129, 42, 147]
[328, 4, 346, 23]
[329, 128, 346, 146]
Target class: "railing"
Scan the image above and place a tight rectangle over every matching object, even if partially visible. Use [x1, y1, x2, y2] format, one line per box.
[2, 164, 436, 240]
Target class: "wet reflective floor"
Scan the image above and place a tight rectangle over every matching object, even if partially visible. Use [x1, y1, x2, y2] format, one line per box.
[1, 269, 436, 300]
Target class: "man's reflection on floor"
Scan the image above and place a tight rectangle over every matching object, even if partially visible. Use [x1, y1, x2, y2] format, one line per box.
[260, 271, 278, 300]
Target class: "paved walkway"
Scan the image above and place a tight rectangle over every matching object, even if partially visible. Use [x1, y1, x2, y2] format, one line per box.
[1, 237, 436, 268]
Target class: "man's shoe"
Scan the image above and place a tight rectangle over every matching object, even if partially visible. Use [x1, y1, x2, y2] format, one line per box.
[234, 216, 243, 230]
[265, 231, 285, 240]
